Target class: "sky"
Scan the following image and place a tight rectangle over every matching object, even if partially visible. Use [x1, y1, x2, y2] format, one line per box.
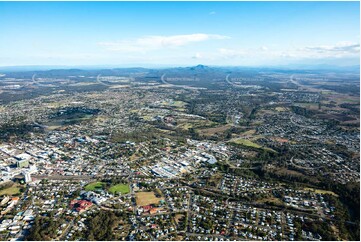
[0, 1, 359, 67]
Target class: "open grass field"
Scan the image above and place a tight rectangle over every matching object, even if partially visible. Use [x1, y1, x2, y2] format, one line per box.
[129, 153, 142, 161]
[231, 137, 277, 153]
[240, 129, 256, 136]
[320, 90, 336, 95]
[171, 101, 187, 108]
[198, 124, 231, 137]
[95, 115, 107, 122]
[161, 100, 187, 109]
[135, 191, 163, 206]
[294, 102, 320, 110]
[109, 184, 130, 194]
[177, 118, 216, 131]
[275, 107, 287, 112]
[0, 185, 21, 196]
[177, 123, 193, 130]
[304, 188, 338, 197]
[257, 197, 284, 206]
[231, 138, 262, 148]
[258, 109, 276, 115]
[140, 115, 153, 121]
[85, 181, 105, 191]
[324, 93, 359, 105]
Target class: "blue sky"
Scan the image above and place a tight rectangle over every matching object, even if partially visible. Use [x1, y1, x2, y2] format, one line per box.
[0, 1, 359, 67]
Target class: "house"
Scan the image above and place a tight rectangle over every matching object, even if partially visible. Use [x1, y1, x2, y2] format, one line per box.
[0, 196, 10, 206]
[149, 208, 158, 215]
[70, 200, 93, 213]
[142, 205, 152, 212]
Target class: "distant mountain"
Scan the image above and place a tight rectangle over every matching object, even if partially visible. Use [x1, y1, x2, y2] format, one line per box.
[0, 65, 71, 72]
[0, 64, 359, 75]
[190, 64, 209, 70]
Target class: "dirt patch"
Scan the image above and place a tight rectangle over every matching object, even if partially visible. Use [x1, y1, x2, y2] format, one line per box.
[271, 137, 289, 143]
[135, 191, 163, 206]
[174, 214, 185, 224]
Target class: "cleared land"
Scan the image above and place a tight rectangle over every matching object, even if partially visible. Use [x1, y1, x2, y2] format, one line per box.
[271, 137, 289, 143]
[324, 93, 359, 105]
[275, 107, 287, 112]
[135, 191, 163, 206]
[231, 138, 261, 148]
[230, 138, 276, 153]
[257, 197, 284, 206]
[240, 129, 256, 136]
[304, 188, 338, 197]
[85, 181, 105, 191]
[199, 125, 231, 137]
[176, 119, 216, 131]
[174, 214, 185, 224]
[0, 185, 21, 196]
[129, 153, 142, 161]
[162, 100, 187, 108]
[109, 184, 130, 194]
[294, 102, 320, 110]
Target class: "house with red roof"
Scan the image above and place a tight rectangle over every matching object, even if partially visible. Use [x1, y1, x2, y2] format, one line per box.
[70, 200, 93, 213]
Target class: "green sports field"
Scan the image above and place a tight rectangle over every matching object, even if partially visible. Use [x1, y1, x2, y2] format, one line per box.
[85, 181, 105, 191]
[109, 184, 130, 194]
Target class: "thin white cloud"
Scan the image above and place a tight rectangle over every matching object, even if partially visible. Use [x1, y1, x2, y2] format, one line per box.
[99, 33, 230, 52]
[301, 42, 360, 56]
[260, 46, 268, 51]
[192, 52, 203, 59]
[218, 42, 360, 60]
[209, 11, 216, 15]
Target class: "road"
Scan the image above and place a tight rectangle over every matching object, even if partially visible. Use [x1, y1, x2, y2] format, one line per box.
[32, 175, 93, 180]
[289, 115, 318, 129]
[225, 74, 250, 94]
[289, 156, 322, 170]
[58, 216, 77, 241]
